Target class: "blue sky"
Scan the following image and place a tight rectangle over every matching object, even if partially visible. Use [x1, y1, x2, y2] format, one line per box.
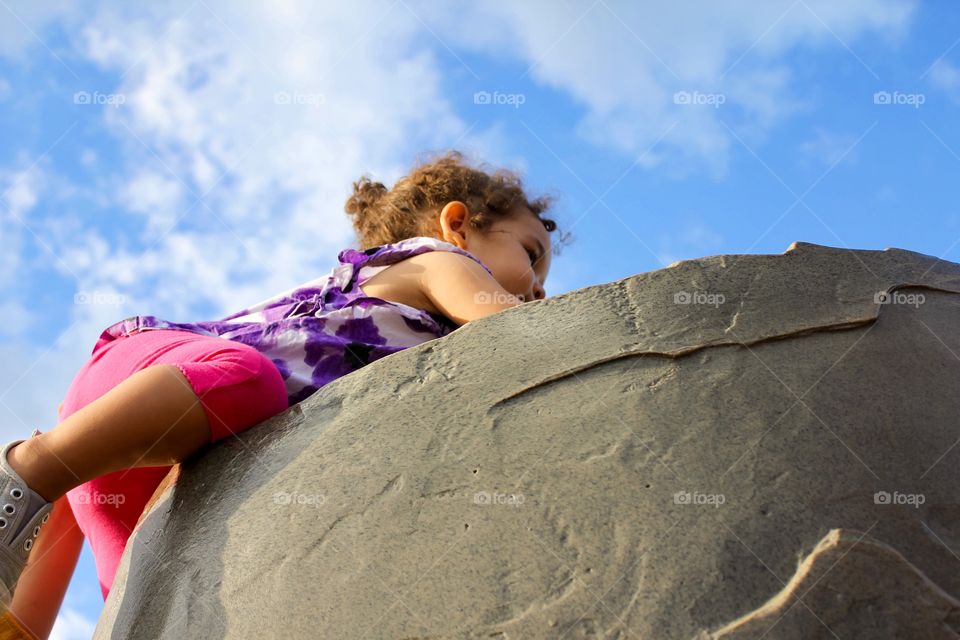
[0, 0, 957, 636]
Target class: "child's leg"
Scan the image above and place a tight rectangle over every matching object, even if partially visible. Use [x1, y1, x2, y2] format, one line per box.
[3, 328, 290, 601]
[7, 363, 210, 502]
[8, 329, 289, 502]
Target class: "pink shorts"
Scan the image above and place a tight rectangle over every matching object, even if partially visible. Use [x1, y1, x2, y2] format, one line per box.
[61, 329, 289, 600]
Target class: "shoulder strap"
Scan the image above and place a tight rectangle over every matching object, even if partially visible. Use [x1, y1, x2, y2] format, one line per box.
[339, 236, 494, 277]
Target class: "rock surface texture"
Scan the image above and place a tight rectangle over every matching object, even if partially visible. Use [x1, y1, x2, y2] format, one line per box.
[94, 242, 960, 639]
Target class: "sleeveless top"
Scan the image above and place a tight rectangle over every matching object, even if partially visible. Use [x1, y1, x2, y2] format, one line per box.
[92, 236, 495, 407]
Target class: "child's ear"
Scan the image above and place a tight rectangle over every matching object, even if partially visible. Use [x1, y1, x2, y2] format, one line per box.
[438, 201, 470, 248]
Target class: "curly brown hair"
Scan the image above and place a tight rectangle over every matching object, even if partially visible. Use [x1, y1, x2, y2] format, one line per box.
[344, 150, 568, 252]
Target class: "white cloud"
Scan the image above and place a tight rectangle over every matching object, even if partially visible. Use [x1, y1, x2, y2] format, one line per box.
[798, 127, 861, 168]
[119, 169, 184, 239]
[0, 301, 38, 338]
[0, 1, 84, 60]
[0, 0, 922, 186]
[0, 162, 45, 289]
[1, 164, 41, 218]
[79, 148, 98, 167]
[682, 223, 725, 251]
[927, 59, 960, 102]
[657, 220, 726, 266]
[424, 0, 916, 177]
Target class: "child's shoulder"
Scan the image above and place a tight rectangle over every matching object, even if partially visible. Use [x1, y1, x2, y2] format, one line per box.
[358, 241, 489, 313]
[356, 252, 440, 314]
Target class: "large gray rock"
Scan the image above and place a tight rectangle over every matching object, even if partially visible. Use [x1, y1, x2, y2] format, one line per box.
[93, 242, 960, 639]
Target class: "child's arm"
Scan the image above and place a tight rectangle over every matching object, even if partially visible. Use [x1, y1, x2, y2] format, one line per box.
[413, 251, 522, 325]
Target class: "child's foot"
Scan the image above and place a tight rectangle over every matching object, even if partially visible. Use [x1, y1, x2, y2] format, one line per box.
[0, 431, 54, 608]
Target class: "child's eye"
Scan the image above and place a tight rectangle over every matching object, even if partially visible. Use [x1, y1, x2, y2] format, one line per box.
[526, 248, 537, 264]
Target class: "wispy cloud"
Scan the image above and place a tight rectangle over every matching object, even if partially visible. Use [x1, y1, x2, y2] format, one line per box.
[799, 127, 862, 168]
[927, 59, 960, 102]
[657, 220, 727, 267]
[425, 0, 915, 177]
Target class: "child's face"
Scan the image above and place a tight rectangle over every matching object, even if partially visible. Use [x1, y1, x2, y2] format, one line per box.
[438, 203, 551, 303]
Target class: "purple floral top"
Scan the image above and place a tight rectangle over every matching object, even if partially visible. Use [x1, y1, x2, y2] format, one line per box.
[93, 236, 494, 407]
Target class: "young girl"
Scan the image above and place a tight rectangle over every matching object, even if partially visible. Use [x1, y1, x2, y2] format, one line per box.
[0, 150, 561, 639]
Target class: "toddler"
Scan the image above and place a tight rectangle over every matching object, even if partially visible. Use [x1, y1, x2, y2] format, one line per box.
[0, 150, 562, 639]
